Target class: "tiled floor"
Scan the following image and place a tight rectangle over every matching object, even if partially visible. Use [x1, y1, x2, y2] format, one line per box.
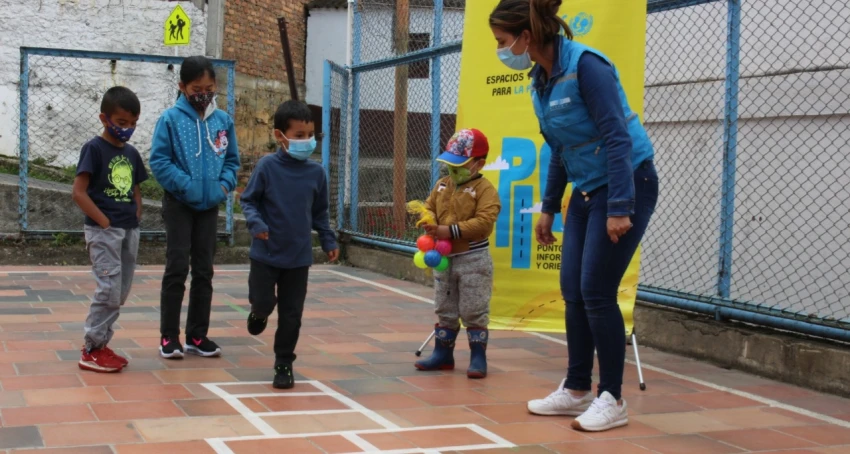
[0, 265, 849, 453]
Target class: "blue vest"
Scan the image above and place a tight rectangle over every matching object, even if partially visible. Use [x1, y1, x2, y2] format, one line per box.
[531, 37, 654, 193]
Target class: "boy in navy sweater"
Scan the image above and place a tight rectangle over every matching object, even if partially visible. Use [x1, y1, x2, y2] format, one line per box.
[239, 100, 339, 389]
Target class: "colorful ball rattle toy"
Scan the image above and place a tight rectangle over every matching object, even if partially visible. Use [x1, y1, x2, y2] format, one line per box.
[414, 234, 451, 271]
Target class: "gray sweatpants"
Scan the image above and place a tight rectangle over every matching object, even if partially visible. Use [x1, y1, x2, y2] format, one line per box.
[434, 249, 493, 330]
[83, 225, 140, 350]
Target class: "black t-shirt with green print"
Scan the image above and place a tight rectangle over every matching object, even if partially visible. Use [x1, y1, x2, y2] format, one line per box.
[76, 136, 149, 229]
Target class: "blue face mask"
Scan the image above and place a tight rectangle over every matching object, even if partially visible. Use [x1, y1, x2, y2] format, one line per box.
[284, 136, 317, 161]
[497, 37, 533, 71]
[105, 118, 135, 142]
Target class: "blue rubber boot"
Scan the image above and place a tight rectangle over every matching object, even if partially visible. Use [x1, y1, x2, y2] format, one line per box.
[467, 328, 488, 379]
[415, 325, 457, 371]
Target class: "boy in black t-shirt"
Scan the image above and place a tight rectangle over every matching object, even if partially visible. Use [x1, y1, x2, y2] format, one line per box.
[72, 86, 148, 373]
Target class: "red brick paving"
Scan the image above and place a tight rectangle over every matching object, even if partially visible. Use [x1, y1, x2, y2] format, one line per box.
[0, 265, 847, 453]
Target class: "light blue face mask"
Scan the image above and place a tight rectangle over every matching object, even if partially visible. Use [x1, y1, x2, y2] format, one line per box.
[497, 37, 533, 71]
[284, 136, 317, 161]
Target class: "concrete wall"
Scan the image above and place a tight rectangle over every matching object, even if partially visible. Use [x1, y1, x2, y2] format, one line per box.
[0, 0, 208, 161]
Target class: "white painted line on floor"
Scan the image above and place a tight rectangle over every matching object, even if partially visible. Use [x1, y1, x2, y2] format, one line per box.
[328, 268, 850, 430]
[254, 409, 360, 417]
[208, 423, 512, 443]
[323, 269, 434, 304]
[340, 432, 381, 452]
[201, 383, 278, 436]
[336, 445, 507, 454]
[310, 379, 401, 430]
[220, 392, 329, 398]
[465, 423, 516, 447]
[205, 438, 235, 454]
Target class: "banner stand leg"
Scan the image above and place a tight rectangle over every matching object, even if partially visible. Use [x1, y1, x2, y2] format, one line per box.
[415, 330, 436, 357]
[631, 331, 647, 391]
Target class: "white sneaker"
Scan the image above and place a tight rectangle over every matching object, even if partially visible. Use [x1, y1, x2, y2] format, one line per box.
[527, 379, 594, 416]
[571, 391, 628, 432]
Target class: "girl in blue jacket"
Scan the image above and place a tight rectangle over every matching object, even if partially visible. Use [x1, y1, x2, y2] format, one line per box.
[149, 56, 240, 360]
[490, 0, 659, 433]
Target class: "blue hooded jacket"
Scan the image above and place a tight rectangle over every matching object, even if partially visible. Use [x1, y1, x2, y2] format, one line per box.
[149, 94, 240, 211]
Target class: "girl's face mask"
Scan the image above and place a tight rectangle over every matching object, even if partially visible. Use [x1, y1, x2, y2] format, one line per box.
[186, 91, 216, 112]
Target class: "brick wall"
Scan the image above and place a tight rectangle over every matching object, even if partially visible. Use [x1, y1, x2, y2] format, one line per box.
[222, 0, 312, 189]
[223, 0, 309, 85]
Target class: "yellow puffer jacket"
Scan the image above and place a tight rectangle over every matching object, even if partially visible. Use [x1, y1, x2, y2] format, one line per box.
[424, 175, 501, 254]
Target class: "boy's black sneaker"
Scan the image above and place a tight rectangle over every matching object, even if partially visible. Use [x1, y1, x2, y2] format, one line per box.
[159, 336, 184, 359]
[247, 312, 268, 336]
[273, 364, 295, 389]
[184, 336, 222, 357]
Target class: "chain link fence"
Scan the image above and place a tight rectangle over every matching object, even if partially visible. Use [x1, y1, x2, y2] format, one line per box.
[323, 61, 350, 232]
[15, 48, 236, 239]
[354, 0, 465, 64]
[328, 0, 850, 340]
[641, 0, 850, 331]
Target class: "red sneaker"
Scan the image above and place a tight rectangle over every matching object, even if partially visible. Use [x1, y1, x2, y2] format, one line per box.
[79, 347, 123, 373]
[103, 346, 129, 367]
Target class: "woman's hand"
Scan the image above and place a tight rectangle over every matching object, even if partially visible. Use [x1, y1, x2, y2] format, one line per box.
[607, 216, 632, 244]
[535, 213, 557, 245]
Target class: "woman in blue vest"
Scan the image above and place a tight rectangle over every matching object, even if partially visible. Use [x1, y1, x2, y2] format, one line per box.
[490, 0, 658, 432]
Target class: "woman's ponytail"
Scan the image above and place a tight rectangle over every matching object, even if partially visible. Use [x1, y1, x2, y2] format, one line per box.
[490, 0, 572, 44]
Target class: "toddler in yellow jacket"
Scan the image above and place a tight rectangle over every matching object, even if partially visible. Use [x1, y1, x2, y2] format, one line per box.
[415, 128, 501, 378]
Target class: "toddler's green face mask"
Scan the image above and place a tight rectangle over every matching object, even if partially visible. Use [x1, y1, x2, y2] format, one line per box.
[448, 166, 473, 185]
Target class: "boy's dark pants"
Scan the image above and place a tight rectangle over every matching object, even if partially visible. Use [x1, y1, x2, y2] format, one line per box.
[248, 259, 309, 366]
[160, 192, 219, 339]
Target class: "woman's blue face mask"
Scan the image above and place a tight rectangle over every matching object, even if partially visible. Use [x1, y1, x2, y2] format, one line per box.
[497, 36, 533, 71]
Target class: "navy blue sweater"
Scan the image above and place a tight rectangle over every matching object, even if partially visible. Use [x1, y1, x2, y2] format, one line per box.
[239, 150, 338, 269]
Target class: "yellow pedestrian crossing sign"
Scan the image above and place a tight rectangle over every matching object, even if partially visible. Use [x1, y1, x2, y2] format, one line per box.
[164, 5, 191, 46]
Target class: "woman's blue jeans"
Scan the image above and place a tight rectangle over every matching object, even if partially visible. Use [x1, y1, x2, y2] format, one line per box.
[561, 160, 658, 401]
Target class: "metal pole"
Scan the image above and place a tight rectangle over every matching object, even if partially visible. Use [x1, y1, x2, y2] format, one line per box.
[717, 0, 741, 298]
[226, 63, 236, 246]
[392, 0, 410, 233]
[18, 49, 30, 233]
[277, 17, 300, 101]
[349, 1, 363, 232]
[322, 60, 333, 176]
[429, 0, 444, 188]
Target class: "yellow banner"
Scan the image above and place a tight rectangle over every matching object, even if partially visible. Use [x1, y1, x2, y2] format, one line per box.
[456, 0, 648, 334]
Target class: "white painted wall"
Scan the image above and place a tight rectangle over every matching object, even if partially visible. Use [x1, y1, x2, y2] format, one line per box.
[0, 0, 208, 163]
[305, 8, 349, 107]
